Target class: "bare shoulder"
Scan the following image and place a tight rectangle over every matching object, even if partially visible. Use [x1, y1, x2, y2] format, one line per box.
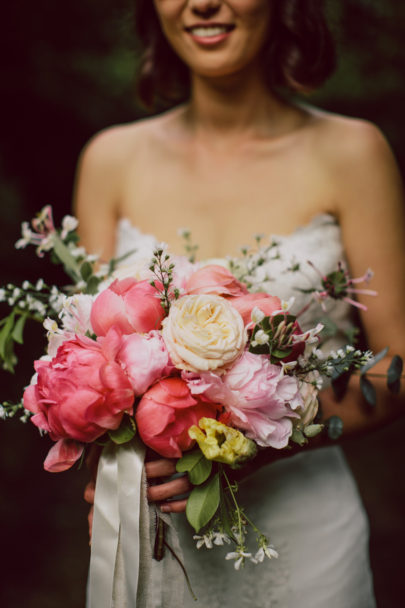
[307, 109, 394, 167]
[79, 106, 184, 170]
[302, 107, 403, 214]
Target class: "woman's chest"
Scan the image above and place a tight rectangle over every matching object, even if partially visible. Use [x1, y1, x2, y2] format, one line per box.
[118, 140, 336, 258]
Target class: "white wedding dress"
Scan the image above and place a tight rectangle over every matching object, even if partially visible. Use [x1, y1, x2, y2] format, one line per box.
[113, 213, 376, 608]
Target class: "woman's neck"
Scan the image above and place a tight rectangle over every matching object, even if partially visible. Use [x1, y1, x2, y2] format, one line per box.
[183, 64, 296, 145]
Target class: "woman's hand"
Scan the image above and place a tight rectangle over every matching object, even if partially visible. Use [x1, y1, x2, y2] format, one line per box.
[145, 458, 191, 513]
[84, 455, 190, 543]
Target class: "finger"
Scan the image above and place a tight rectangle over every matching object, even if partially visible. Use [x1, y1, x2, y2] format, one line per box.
[147, 476, 191, 502]
[88, 505, 94, 546]
[145, 459, 177, 478]
[160, 499, 188, 513]
[84, 480, 95, 504]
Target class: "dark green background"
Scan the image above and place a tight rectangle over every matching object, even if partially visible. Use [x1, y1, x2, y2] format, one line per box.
[0, 1, 404, 606]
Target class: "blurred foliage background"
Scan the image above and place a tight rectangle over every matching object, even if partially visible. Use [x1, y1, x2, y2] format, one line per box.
[0, 0, 404, 606]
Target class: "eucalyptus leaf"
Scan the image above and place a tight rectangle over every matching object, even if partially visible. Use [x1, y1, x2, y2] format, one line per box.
[11, 313, 28, 344]
[327, 416, 343, 440]
[186, 473, 220, 533]
[80, 261, 93, 281]
[387, 355, 403, 394]
[86, 276, 102, 295]
[360, 346, 389, 375]
[360, 375, 377, 407]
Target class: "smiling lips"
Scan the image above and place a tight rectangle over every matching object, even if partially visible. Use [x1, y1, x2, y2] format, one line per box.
[185, 23, 235, 46]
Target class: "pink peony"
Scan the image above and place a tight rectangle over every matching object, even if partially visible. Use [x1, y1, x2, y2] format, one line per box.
[135, 377, 218, 458]
[118, 330, 170, 395]
[185, 352, 303, 449]
[24, 328, 134, 472]
[90, 278, 165, 336]
[186, 265, 249, 297]
[229, 293, 281, 327]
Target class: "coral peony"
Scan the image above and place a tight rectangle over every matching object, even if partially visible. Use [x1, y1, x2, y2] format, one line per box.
[186, 264, 248, 297]
[90, 278, 165, 336]
[135, 377, 218, 458]
[229, 293, 281, 327]
[24, 328, 134, 471]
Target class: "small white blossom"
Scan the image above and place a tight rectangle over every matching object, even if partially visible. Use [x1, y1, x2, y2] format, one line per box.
[345, 345, 355, 353]
[251, 307, 265, 324]
[0, 405, 6, 420]
[272, 296, 296, 315]
[213, 532, 231, 546]
[22, 281, 30, 290]
[15, 222, 34, 249]
[254, 545, 279, 562]
[70, 246, 86, 258]
[225, 550, 256, 570]
[251, 329, 269, 347]
[193, 533, 214, 549]
[0, 288, 6, 302]
[61, 215, 79, 239]
[35, 279, 44, 291]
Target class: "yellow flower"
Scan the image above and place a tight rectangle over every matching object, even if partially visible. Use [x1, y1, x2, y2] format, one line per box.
[189, 418, 257, 467]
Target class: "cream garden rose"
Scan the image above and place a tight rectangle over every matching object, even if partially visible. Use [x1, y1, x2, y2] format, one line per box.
[162, 294, 247, 373]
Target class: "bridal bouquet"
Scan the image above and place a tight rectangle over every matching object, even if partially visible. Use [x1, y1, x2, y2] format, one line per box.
[1, 207, 402, 599]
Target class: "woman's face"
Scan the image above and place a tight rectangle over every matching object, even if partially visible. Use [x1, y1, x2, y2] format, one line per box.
[153, 0, 272, 79]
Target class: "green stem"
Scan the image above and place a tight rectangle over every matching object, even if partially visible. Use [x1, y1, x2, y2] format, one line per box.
[52, 235, 82, 282]
[222, 469, 243, 546]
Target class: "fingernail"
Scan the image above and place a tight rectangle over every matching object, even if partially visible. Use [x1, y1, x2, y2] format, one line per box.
[160, 504, 170, 513]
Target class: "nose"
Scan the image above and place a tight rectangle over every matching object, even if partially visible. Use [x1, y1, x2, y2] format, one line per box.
[189, 0, 221, 19]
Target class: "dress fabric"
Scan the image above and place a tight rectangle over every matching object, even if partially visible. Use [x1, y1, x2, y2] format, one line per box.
[114, 214, 376, 608]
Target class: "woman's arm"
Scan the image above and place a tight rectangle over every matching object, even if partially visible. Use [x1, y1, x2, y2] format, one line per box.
[73, 127, 127, 261]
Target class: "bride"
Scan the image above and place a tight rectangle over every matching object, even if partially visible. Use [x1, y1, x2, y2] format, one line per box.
[75, 0, 405, 606]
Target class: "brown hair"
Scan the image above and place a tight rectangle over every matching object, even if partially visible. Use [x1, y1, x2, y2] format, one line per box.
[134, 0, 336, 109]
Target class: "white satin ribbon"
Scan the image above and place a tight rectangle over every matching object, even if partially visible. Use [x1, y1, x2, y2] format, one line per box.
[87, 439, 145, 608]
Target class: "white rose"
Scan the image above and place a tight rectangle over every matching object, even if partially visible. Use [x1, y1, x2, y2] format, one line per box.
[162, 294, 247, 373]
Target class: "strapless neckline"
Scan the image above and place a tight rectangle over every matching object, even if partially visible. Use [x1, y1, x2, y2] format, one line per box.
[116, 212, 338, 249]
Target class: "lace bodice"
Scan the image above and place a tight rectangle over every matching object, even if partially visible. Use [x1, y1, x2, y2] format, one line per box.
[115, 213, 353, 345]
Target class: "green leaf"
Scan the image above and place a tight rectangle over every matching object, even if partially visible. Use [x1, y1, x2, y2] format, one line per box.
[108, 417, 136, 445]
[387, 355, 403, 394]
[360, 347, 389, 375]
[11, 313, 28, 344]
[271, 348, 293, 359]
[327, 416, 344, 440]
[189, 457, 212, 485]
[0, 312, 15, 360]
[186, 473, 220, 533]
[176, 450, 212, 485]
[80, 261, 93, 281]
[360, 375, 377, 407]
